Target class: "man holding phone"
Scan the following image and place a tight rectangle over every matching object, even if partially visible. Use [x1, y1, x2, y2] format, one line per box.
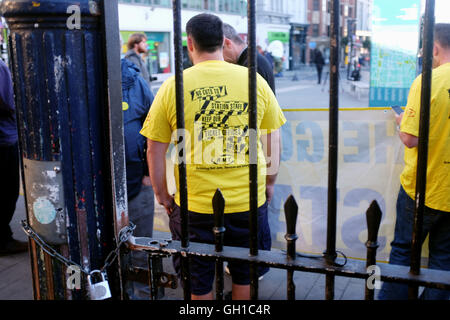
[379, 24, 450, 300]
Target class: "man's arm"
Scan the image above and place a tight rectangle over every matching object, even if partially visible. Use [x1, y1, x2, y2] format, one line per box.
[261, 129, 281, 203]
[147, 139, 175, 214]
[396, 113, 419, 148]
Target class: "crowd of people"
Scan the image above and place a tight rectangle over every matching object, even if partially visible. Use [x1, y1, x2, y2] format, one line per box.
[0, 12, 449, 301]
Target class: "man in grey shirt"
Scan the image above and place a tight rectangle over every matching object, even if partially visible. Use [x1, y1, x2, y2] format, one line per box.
[125, 33, 152, 89]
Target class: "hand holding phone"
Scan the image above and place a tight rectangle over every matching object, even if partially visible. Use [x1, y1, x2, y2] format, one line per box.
[391, 105, 404, 115]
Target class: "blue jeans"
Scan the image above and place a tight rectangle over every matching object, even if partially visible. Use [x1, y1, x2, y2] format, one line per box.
[378, 186, 450, 300]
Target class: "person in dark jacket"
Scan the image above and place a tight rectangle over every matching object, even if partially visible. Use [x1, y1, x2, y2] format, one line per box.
[125, 33, 152, 90]
[121, 58, 155, 299]
[313, 48, 325, 84]
[0, 59, 28, 255]
[222, 23, 276, 95]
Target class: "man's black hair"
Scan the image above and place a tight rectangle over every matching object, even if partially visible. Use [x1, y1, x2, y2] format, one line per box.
[435, 24, 450, 49]
[186, 13, 224, 53]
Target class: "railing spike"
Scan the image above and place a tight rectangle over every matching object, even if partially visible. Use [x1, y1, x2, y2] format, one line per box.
[284, 195, 298, 237]
[365, 199, 382, 300]
[213, 189, 225, 233]
[212, 188, 225, 300]
[366, 200, 382, 244]
[284, 194, 299, 300]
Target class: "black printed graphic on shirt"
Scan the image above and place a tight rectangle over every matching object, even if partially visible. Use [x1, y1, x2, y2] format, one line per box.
[190, 85, 250, 166]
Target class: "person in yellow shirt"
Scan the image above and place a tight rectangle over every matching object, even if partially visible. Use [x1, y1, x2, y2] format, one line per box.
[140, 13, 286, 300]
[379, 23, 450, 300]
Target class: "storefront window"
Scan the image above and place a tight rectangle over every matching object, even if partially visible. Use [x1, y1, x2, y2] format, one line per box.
[120, 31, 172, 75]
[145, 32, 171, 74]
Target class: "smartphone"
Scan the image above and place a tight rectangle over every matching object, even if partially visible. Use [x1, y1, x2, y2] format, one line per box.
[391, 105, 403, 115]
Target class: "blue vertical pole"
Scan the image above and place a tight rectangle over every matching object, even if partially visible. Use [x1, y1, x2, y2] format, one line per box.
[1, 0, 125, 299]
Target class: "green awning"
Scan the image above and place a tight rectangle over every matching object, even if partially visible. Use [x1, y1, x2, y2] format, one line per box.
[268, 31, 290, 43]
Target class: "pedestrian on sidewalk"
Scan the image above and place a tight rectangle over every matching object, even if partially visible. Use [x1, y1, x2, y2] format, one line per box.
[222, 23, 276, 94]
[378, 23, 450, 300]
[257, 45, 274, 72]
[313, 48, 325, 84]
[140, 13, 286, 300]
[125, 33, 153, 90]
[0, 59, 28, 255]
[267, 40, 284, 78]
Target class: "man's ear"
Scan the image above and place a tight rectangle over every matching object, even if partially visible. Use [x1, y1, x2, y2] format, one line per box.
[187, 36, 194, 52]
[433, 42, 439, 58]
[223, 38, 232, 49]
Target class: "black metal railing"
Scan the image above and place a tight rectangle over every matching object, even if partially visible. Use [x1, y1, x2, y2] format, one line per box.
[123, 0, 450, 301]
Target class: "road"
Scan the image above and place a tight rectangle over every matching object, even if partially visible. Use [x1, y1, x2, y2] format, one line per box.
[151, 65, 371, 110]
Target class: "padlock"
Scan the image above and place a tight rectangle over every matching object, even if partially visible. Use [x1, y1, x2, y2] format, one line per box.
[87, 270, 112, 300]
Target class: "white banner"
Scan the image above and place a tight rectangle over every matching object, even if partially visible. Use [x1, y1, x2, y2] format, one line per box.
[152, 109, 430, 262]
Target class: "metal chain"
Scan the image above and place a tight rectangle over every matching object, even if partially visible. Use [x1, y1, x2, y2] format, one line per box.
[21, 220, 135, 275]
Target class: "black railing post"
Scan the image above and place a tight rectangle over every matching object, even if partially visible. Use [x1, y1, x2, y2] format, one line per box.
[284, 195, 298, 300]
[408, 0, 435, 300]
[247, 0, 259, 301]
[364, 200, 382, 300]
[172, 0, 190, 300]
[324, 0, 340, 301]
[213, 189, 225, 300]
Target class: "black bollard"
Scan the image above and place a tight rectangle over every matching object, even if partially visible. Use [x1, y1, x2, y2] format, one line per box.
[1, 0, 126, 299]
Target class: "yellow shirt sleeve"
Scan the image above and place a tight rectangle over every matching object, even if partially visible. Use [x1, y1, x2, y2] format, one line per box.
[259, 78, 287, 132]
[140, 79, 174, 143]
[400, 75, 422, 137]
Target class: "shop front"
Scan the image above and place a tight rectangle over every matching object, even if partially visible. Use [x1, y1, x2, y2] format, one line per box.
[120, 30, 172, 77]
[289, 24, 308, 70]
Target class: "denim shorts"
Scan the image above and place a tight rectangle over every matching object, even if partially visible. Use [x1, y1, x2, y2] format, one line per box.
[169, 202, 271, 296]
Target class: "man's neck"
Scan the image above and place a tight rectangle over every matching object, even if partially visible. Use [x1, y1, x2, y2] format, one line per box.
[236, 44, 247, 63]
[133, 48, 141, 56]
[439, 55, 450, 66]
[192, 51, 224, 65]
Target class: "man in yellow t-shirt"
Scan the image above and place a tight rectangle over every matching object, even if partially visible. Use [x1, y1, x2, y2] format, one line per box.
[379, 24, 450, 300]
[140, 13, 286, 300]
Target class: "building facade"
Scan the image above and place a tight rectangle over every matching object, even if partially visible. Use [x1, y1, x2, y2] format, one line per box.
[306, 0, 357, 64]
[355, 0, 372, 65]
[118, 0, 307, 79]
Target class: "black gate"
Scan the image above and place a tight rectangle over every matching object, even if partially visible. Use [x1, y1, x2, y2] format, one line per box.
[124, 0, 450, 301]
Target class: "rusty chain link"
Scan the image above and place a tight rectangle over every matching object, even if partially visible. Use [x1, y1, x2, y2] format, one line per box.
[21, 220, 135, 275]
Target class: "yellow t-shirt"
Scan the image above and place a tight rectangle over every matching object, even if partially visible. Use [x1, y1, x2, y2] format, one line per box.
[140, 60, 286, 213]
[400, 62, 450, 212]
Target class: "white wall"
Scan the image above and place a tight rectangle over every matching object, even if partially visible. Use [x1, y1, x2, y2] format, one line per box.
[287, 0, 307, 24]
[118, 4, 247, 33]
[118, 3, 247, 79]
